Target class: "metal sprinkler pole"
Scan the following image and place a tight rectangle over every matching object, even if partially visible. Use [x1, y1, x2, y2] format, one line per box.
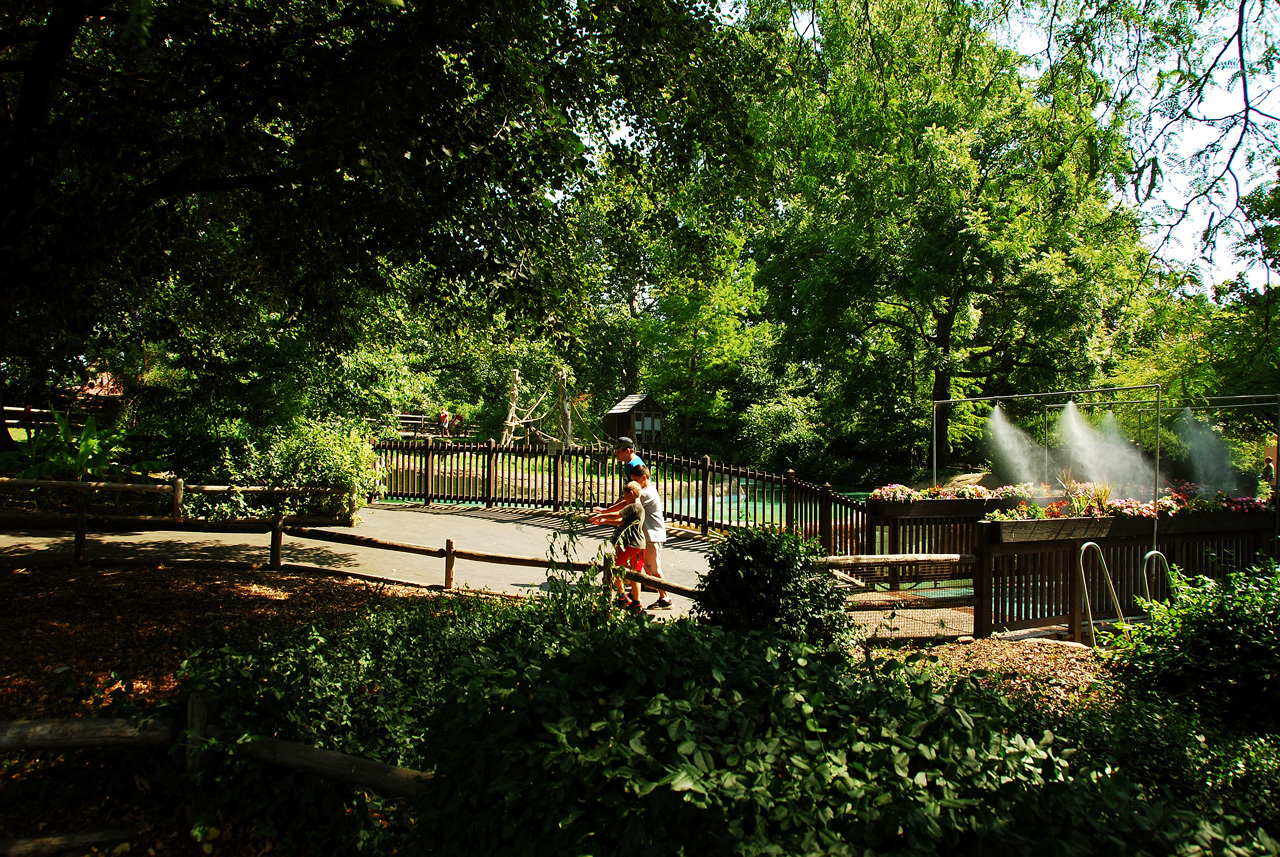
[1043, 404, 1050, 486]
[1154, 387, 1161, 553]
[931, 403, 938, 488]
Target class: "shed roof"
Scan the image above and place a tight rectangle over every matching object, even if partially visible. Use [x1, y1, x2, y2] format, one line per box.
[606, 394, 666, 416]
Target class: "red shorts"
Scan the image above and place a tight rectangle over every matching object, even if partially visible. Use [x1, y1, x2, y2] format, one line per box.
[616, 546, 645, 573]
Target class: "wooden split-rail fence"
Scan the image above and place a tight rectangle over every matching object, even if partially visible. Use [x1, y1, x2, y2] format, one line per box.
[0, 692, 436, 856]
[3, 466, 1276, 642]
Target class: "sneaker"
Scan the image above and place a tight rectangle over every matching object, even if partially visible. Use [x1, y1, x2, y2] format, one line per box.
[615, 594, 632, 608]
[627, 598, 644, 613]
[648, 598, 673, 610]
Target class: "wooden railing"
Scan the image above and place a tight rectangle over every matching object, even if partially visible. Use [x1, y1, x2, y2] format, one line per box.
[0, 694, 436, 855]
[15, 455, 1271, 643]
[374, 439, 867, 554]
[0, 479, 693, 600]
[850, 501, 1278, 640]
[0, 477, 356, 564]
[974, 516, 1279, 641]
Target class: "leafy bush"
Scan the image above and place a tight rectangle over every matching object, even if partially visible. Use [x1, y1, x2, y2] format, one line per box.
[178, 577, 1273, 856]
[995, 667, 1280, 837]
[694, 528, 852, 645]
[407, 622, 1265, 857]
[178, 592, 552, 851]
[0, 412, 164, 481]
[183, 419, 380, 519]
[1107, 563, 1280, 731]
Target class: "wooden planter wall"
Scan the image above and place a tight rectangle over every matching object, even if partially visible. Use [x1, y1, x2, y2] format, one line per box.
[866, 501, 1278, 641]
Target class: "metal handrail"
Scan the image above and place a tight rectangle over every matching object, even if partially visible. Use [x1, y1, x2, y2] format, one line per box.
[1141, 549, 1175, 602]
[1077, 543, 1178, 646]
[1077, 541, 1132, 646]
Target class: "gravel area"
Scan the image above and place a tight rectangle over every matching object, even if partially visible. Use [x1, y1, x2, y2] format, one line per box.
[904, 635, 1110, 712]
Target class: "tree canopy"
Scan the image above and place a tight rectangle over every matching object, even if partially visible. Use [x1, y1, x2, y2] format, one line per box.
[3, 0, 1276, 484]
[729, 0, 1155, 473]
[0, 0, 755, 412]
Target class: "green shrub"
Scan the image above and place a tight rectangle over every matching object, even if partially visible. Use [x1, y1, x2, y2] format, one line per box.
[178, 592, 545, 851]
[406, 621, 1266, 857]
[1107, 562, 1280, 731]
[178, 585, 1273, 856]
[694, 527, 852, 644]
[0, 412, 164, 481]
[183, 419, 380, 519]
[1005, 679, 1280, 825]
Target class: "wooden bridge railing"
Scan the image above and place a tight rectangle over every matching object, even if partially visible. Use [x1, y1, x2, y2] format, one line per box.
[374, 439, 867, 554]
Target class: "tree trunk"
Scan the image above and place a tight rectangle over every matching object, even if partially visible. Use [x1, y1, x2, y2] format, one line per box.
[500, 369, 519, 446]
[932, 372, 953, 474]
[930, 293, 962, 475]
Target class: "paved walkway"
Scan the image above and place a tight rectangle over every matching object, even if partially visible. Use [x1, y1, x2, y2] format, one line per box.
[0, 502, 714, 615]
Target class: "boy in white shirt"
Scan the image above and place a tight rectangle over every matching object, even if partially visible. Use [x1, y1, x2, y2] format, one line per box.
[632, 465, 671, 609]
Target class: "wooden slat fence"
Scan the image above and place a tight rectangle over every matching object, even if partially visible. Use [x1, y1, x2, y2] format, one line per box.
[846, 502, 1277, 641]
[972, 519, 1277, 640]
[14, 446, 1271, 643]
[374, 440, 868, 554]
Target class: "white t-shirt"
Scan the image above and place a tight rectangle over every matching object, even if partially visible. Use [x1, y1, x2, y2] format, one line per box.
[638, 483, 667, 544]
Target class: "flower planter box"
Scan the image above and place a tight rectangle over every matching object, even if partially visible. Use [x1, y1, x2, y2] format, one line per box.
[988, 516, 1157, 543]
[988, 512, 1277, 543]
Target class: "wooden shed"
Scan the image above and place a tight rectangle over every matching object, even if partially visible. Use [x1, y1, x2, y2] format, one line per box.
[603, 394, 667, 448]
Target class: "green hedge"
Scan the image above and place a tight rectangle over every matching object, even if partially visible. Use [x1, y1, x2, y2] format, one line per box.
[406, 621, 1264, 857]
[178, 593, 546, 850]
[177, 582, 1275, 856]
[182, 420, 380, 519]
[1108, 563, 1280, 731]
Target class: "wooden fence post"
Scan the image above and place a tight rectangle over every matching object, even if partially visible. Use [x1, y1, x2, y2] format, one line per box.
[444, 539, 456, 589]
[485, 439, 497, 509]
[601, 553, 615, 593]
[974, 522, 993, 638]
[552, 450, 564, 512]
[785, 469, 796, 536]
[700, 455, 711, 537]
[184, 692, 210, 824]
[1068, 543, 1083, 642]
[74, 492, 87, 563]
[172, 477, 184, 521]
[270, 514, 284, 570]
[423, 437, 434, 505]
[819, 483, 834, 555]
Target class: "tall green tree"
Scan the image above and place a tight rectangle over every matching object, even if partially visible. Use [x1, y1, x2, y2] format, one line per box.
[566, 151, 770, 457]
[1112, 170, 1280, 413]
[0, 0, 754, 434]
[746, 0, 1154, 476]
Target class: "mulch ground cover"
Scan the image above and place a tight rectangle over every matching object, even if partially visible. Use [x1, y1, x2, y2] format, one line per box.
[1, 561, 1107, 856]
[1, 562, 434, 856]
